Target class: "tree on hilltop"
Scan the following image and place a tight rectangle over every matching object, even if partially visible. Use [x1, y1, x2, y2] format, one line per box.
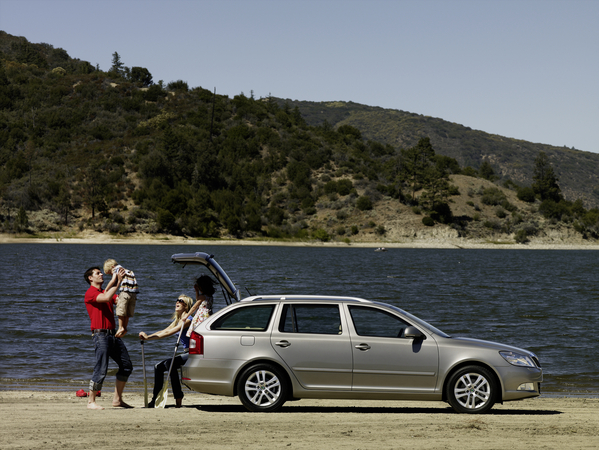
[130, 66, 153, 87]
[110, 51, 125, 77]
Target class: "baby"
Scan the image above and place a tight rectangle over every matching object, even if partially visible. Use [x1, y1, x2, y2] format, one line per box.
[103, 259, 139, 338]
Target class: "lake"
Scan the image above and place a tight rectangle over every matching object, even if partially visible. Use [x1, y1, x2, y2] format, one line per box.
[0, 243, 597, 396]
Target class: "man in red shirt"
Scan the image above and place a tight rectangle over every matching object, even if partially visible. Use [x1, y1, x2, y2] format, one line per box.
[84, 266, 133, 410]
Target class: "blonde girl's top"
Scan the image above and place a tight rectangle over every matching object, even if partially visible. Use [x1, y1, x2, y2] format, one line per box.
[186, 295, 213, 337]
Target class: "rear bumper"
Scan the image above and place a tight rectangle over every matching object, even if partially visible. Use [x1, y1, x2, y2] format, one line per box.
[182, 357, 242, 396]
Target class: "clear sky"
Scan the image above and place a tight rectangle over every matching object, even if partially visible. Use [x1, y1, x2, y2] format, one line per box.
[1, 0, 598, 153]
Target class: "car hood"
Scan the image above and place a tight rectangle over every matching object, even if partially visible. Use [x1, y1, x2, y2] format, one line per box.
[450, 337, 536, 356]
[171, 252, 241, 303]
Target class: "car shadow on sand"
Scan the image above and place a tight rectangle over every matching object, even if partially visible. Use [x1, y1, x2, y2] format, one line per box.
[191, 404, 562, 415]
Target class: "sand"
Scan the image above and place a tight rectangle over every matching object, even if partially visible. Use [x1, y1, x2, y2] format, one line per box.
[2, 231, 599, 250]
[1, 390, 597, 449]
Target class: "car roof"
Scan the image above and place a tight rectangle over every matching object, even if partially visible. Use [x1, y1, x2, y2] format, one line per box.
[239, 295, 373, 304]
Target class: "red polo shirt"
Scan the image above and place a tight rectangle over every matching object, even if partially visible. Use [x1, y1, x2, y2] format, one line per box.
[84, 285, 117, 330]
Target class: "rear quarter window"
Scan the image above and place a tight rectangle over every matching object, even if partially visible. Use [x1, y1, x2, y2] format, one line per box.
[211, 305, 275, 331]
[348, 305, 410, 338]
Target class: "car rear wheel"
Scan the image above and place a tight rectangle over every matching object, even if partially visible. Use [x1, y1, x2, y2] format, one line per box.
[446, 365, 496, 414]
[237, 363, 288, 412]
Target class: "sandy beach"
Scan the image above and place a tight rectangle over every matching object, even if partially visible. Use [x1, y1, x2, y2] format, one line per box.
[1, 391, 597, 449]
[3, 231, 599, 250]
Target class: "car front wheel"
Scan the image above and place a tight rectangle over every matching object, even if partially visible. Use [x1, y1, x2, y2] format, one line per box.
[237, 363, 288, 412]
[446, 365, 496, 414]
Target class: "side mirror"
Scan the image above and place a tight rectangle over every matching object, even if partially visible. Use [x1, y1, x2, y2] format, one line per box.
[404, 326, 425, 340]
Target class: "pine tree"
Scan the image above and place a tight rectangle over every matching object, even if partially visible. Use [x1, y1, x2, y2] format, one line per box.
[532, 151, 562, 202]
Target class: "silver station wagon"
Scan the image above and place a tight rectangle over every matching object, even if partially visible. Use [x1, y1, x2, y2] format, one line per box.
[172, 252, 542, 414]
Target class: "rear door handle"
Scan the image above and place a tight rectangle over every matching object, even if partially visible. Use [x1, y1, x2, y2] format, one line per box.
[355, 343, 371, 351]
[275, 340, 291, 348]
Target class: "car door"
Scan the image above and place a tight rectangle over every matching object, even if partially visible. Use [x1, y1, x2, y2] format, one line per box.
[270, 303, 353, 390]
[347, 305, 439, 393]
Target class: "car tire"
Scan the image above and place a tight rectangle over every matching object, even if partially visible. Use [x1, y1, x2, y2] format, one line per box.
[237, 363, 288, 412]
[446, 365, 496, 414]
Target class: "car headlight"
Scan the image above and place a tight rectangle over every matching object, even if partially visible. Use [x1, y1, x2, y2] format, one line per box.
[499, 351, 536, 367]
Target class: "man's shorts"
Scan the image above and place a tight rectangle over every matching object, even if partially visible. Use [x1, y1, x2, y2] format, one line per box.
[116, 291, 137, 317]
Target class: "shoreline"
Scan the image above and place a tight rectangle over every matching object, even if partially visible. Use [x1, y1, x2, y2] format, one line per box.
[2, 232, 599, 250]
[1, 390, 597, 449]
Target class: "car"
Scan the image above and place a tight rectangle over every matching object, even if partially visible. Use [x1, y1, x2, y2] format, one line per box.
[172, 252, 542, 414]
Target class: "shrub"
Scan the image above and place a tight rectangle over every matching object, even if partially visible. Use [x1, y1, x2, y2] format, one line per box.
[51, 67, 66, 77]
[517, 186, 536, 203]
[337, 179, 353, 195]
[462, 166, 478, 177]
[356, 195, 373, 211]
[448, 185, 460, 195]
[300, 197, 314, 209]
[483, 220, 501, 230]
[336, 210, 348, 220]
[267, 226, 285, 238]
[324, 180, 338, 194]
[351, 225, 359, 235]
[515, 229, 529, 244]
[501, 200, 517, 212]
[111, 211, 125, 224]
[514, 224, 537, 244]
[430, 202, 452, 224]
[375, 225, 386, 235]
[167, 80, 188, 91]
[422, 216, 435, 226]
[336, 226, 346, 235]
[481, 187, 507, 206]
[312, 228, 330, 242]
[539, 199, 569, 220]
[495, 207, 507, 219]
[157, 208, 177, 233]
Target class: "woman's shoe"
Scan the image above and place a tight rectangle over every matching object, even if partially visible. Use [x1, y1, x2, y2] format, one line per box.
[175, 398, 182, 408]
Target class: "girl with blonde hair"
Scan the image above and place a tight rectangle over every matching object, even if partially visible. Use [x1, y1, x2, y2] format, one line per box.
[138, 294, 194, 408]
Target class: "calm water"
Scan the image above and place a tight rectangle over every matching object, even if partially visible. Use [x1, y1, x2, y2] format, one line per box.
[1, 243, 598, 396]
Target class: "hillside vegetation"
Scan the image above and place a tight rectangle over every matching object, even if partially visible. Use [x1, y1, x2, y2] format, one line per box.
[1, 31, 598, 246]
[281, 100, 599, 208]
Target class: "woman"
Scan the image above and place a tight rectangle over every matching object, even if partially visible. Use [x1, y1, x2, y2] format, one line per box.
[184, 275, 217, 337]
[138, 294, 194, 408]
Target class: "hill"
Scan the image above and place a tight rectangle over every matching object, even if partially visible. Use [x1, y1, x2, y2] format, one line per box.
[1, 31, 598, 246]
[279, 99, 599, 208]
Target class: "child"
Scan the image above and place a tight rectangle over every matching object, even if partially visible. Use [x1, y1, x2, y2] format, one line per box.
[103, 259, 139, 338]
[184, 275, 216, 337]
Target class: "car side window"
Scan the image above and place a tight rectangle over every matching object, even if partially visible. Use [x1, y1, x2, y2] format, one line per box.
[348, 306, 410, 338]
[211, 305, 275, 331]
[280, 304, 342, 335]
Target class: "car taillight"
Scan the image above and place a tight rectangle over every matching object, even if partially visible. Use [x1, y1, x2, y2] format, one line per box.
[189, 331, 204, 355]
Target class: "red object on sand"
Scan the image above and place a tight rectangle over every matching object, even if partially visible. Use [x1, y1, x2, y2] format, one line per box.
[76, 390, 101, 397]
[76, 389, 87, 397]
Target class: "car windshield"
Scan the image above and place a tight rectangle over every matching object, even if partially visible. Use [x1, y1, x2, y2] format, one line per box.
[384, 304, 451, 338]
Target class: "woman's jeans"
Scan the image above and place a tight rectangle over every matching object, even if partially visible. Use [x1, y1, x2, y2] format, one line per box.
[152, 353, 189, 401]
[89, 332, 133, 392]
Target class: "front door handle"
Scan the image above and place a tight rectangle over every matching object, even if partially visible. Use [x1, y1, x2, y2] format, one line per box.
[275, 340, 291, 348]
[355, 343, 371, 351]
